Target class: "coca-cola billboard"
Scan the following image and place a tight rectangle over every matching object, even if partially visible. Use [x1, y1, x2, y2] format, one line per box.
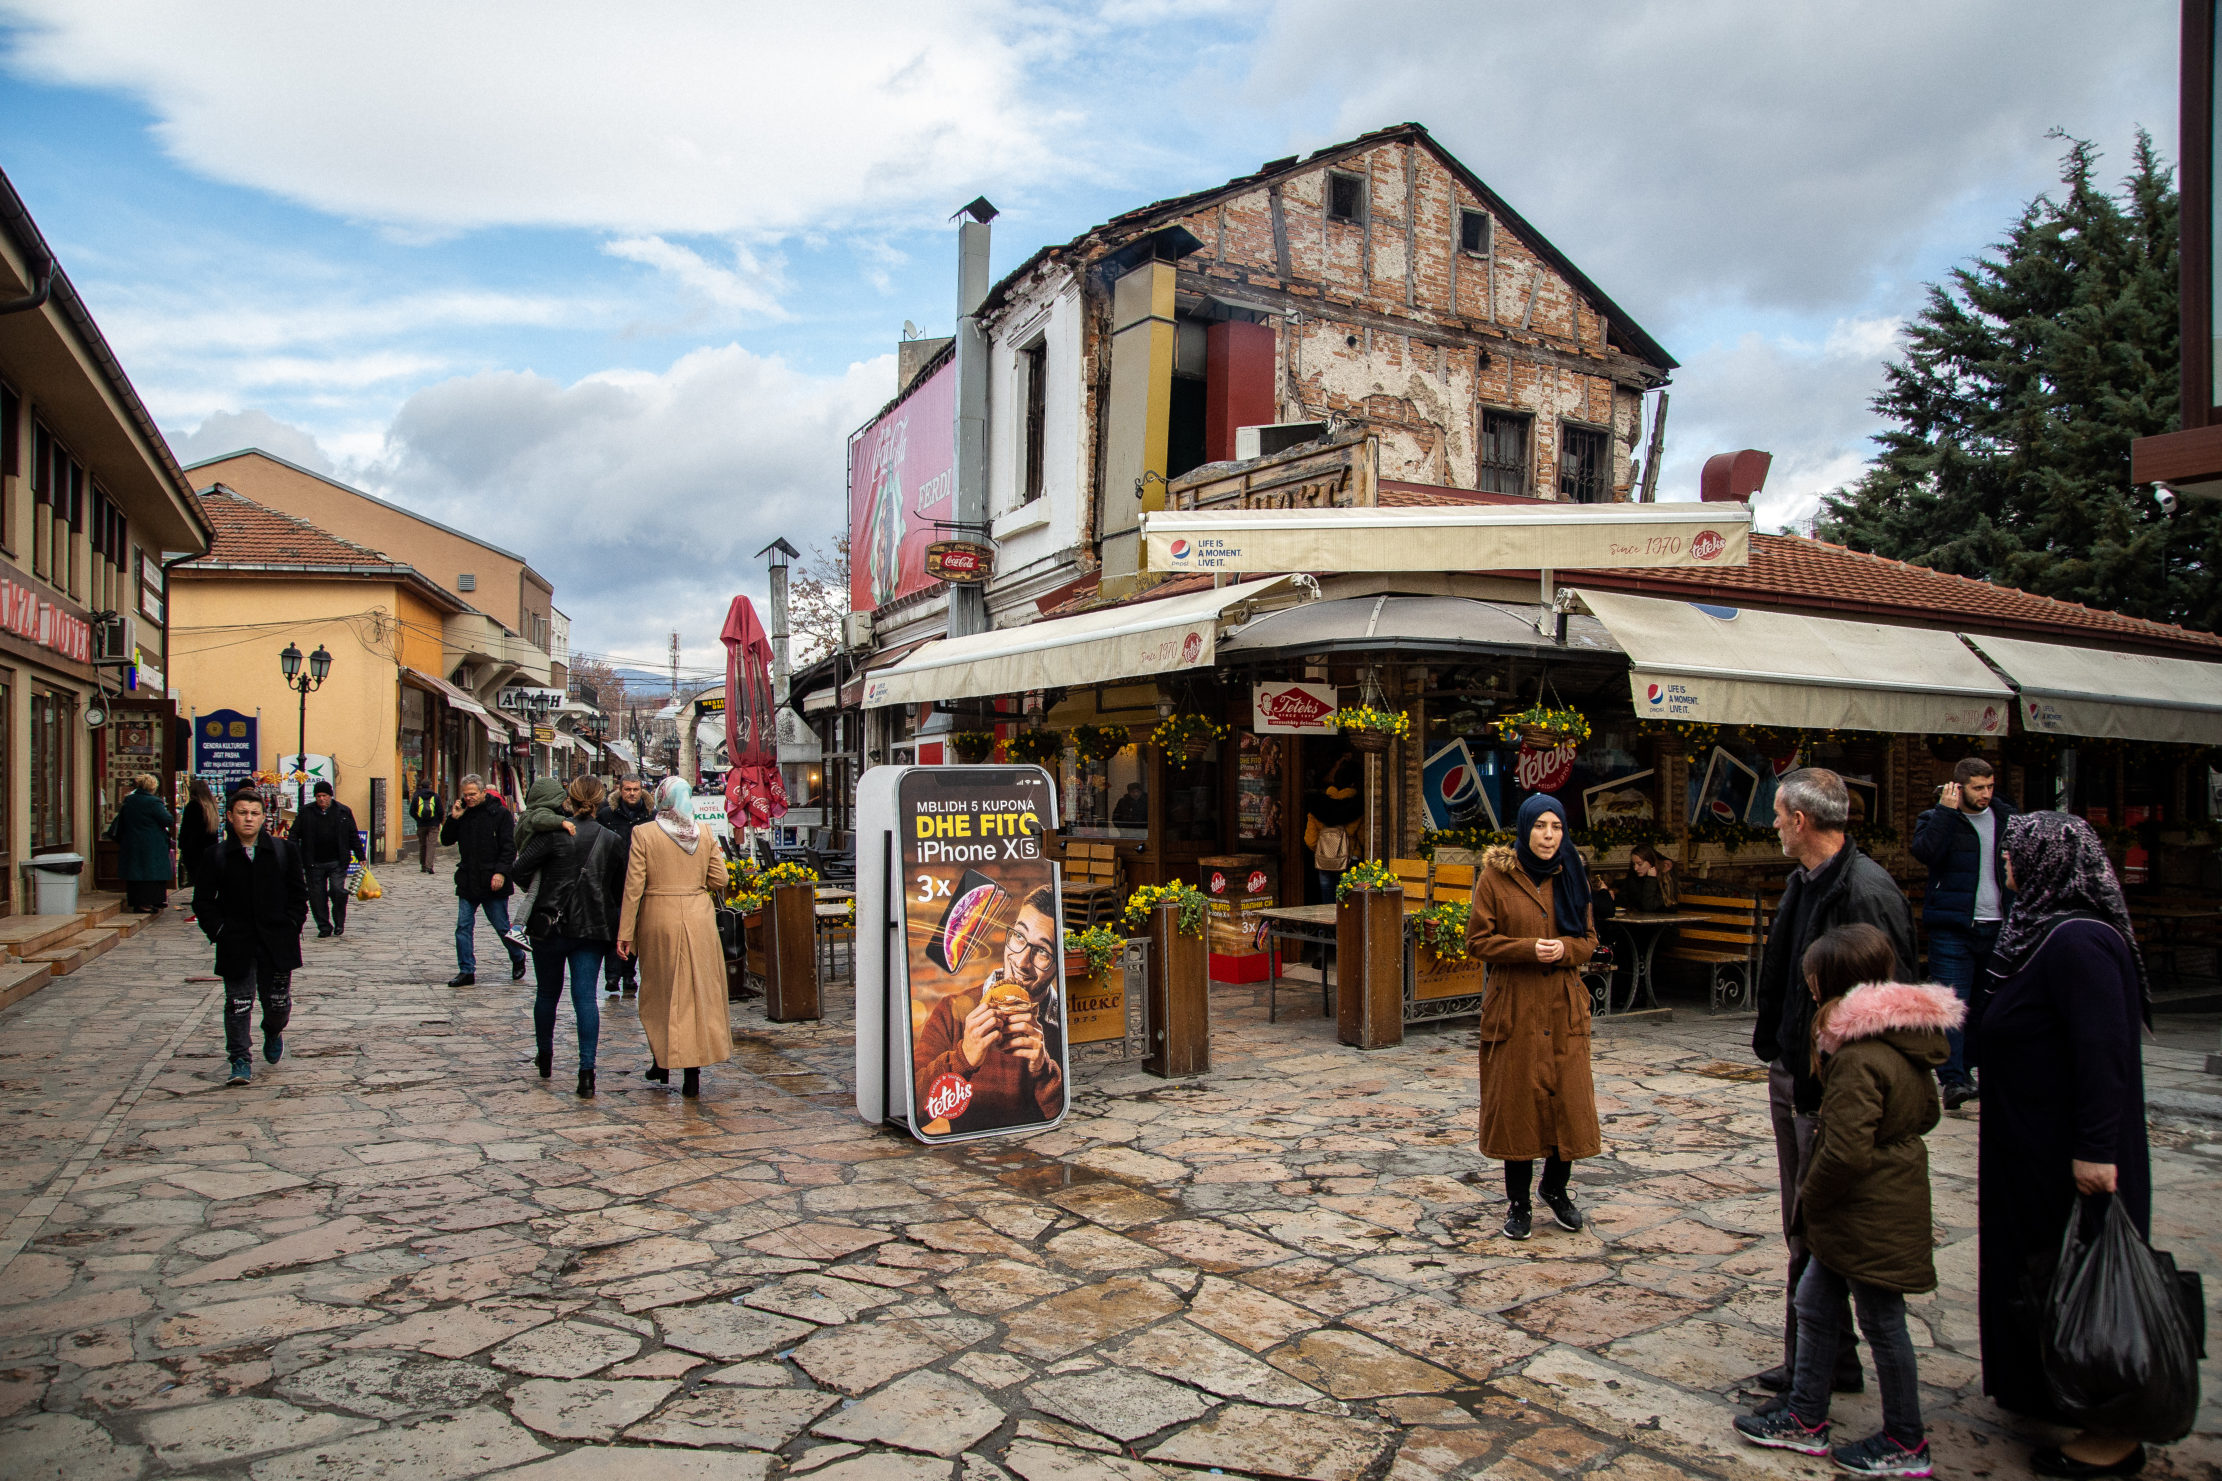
[848, 359, 956, 612]
[1251, 680, 1337, 734]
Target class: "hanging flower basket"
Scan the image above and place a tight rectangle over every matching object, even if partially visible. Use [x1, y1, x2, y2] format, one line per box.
[1926, 733, 1985, 764]
[1150, 715, 1228, 768]
[950, 730, 997, 764]
[1331, 706, 1409, 755]
[1070, 724, 1130, 764]
[1500, 705, 1591, 751]
[1005, 730, 1064, 767]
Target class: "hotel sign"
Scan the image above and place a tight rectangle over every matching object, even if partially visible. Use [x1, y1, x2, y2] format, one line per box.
[0, 578, 91, 664]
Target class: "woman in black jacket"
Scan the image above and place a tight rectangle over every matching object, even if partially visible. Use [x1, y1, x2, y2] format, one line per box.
[513, 776, 628, 1097]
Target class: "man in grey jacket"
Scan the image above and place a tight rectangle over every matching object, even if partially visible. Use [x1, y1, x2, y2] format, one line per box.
[1748, 767, 1917, 1394]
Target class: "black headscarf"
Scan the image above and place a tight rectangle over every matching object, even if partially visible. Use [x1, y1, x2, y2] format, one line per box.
[1513, 793, 1591, 939]
[1989, 810, 2148, 1018]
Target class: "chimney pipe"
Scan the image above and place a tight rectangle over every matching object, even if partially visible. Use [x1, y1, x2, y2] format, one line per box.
[949, 200, 995, 638]
[758, 538, 800, 707]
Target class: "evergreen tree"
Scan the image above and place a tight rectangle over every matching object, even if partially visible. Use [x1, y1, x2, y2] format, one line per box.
[1818, 132, 2218, 632]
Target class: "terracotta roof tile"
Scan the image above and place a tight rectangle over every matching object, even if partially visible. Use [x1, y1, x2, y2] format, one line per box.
[193, 485, 402, 569]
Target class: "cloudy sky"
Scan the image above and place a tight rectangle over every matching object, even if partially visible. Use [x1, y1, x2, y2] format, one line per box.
[0, 1, 2177, 672]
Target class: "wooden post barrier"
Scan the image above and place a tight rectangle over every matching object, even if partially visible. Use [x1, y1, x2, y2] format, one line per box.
[763, 881, 821, 1022]
[1337, 885, 1405, 1049]
[1144, 903, 1209, 1077]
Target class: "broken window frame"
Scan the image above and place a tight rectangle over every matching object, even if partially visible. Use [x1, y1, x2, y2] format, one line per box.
[1478, 409, 1532, 496]
[1327, 171, 1367, 225]
[1020, 338, 1048, 506]
[1557, 421, 1611, 504]
[1459, 209, 1491, 256]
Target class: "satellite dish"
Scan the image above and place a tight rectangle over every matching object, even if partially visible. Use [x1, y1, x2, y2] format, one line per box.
[84, 703, 107, 729]
[903, 321, 920, 341]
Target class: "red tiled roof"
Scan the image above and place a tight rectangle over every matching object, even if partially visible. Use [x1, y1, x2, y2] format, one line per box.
[1579, 532, 2222, 657]
[1037, 573, 1219, 621]
[194, 485, 402, 569]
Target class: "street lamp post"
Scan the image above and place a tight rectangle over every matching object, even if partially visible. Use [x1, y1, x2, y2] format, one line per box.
[279, 642, 332, 816]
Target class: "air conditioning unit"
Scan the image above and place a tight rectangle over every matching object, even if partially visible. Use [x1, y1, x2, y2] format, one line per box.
[91, 615, 131, 666]
[842, 612, 874, 651]
[1235, 421, 1330, 461]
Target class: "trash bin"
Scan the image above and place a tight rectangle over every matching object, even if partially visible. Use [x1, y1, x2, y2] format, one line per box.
[29, 852, 84, 917]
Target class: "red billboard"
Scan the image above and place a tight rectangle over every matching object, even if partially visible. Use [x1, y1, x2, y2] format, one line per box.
[848, 358, 956, 613]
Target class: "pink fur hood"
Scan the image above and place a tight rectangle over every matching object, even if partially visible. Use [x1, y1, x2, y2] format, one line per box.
[1815, 981, 1965, 1056]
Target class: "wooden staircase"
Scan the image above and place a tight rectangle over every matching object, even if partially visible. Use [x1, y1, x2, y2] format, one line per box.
[0, 894, 156, 1012]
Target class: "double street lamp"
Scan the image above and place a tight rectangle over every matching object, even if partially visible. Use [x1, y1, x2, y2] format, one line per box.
[280, 641, 333, 814]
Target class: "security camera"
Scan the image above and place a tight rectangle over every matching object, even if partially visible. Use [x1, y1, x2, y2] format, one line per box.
[2153, 484, 2178, 515]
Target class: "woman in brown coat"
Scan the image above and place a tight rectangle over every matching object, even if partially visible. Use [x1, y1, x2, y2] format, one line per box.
[616, 778, 732, 1098]
[1467, 793, 1599, 1240]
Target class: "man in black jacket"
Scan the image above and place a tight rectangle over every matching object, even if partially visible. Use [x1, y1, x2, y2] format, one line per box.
[1749, 766, 1917, 1393]
[408, 778, 443, 874]
[294, 781, 366, 938]
[193, 789, 310, 1086]
[1909, 756, 2015, 1108]
[439, 774, 525, 987]
[595, 775, 654, 996]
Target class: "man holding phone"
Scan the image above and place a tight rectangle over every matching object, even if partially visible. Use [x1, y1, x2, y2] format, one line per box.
[1910, 756, 2015, 1109]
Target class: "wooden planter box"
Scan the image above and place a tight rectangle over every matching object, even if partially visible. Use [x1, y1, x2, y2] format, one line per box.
[1064, 950, 1126, 1046]
[762, 882, 820, 1022]
[1144, 904, 1208, 1078]
[1336, 887, 1405, 1049]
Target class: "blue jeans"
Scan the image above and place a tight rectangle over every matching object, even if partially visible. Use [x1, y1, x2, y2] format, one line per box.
[532, 936, 603, 1071]
[1789, 1258, 1924, 1447]
[456, 897, 523, 975]
[1926, 920, 1999, 1087]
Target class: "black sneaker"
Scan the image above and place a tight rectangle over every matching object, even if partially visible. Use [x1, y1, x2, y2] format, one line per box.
[1941, 1082, 1977, 1111]
[226, 1058, 251, 1086]
[1832, 1432, 1933, 1477]
[448, 972, 476, 988]
[1502, 1204, 1531, 1241]
[316, 928, 332, 938]
[1734, 1397, 1831, 1457]
[1541, 1190, 1584, 1232]
[510, 956, 528, 982]
[263, 1034, 283, 1065]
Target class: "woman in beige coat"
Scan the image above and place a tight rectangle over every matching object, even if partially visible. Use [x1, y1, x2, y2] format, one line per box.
[1466, 793, 1600, 1241]
[616, 777, 731, 1097]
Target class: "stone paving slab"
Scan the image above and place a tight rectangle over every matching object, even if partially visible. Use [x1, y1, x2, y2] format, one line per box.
[0, 863, 2215, 1481]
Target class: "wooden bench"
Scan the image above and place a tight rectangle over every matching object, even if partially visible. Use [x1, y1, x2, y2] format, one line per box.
[1668, 889, 1761, 1013]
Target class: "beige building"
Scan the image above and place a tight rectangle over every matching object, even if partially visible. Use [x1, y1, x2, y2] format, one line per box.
[0, 166, 211, 908]
[182, 450, 562, 704]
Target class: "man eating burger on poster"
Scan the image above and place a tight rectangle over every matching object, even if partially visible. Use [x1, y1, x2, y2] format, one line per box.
[914, 885, 1066, 1133]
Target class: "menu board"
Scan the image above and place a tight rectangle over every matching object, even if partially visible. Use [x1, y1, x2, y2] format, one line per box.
[1235, 732, 1282, 842]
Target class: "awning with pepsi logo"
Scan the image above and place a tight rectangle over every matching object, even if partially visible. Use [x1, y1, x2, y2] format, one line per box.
[1575, 588, 2014, 736]
[1958, 632, 2222, 745]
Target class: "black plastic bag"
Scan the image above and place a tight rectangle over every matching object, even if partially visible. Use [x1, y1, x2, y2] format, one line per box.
[2041, 1193, 2204, 1443]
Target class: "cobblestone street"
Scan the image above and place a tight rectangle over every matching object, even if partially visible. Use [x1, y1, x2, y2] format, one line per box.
[1, 867, 2217, 1481]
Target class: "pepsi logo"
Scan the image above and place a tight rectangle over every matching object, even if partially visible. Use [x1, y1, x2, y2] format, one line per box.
[1710, 799, 1735, 821]
[1438, 765, 1468, 798]
[1169, 539, 1190, 559]
[1646, 684, 1664, 706]
[1692, 530, 1727, 562]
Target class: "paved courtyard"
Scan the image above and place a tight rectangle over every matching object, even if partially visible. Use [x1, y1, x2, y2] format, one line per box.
[0, 865, 2217, 1481]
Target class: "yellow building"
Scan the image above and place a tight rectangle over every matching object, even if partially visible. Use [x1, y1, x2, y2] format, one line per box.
[0, 165, 211, 909]
[169, 488, 488, 861]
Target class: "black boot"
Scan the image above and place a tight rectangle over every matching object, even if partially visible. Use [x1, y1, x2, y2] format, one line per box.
[682, 1068, 700, 1098]
[643, 1061, 668, 1083]
[536, 1050, 552, 1079]
[577, 1068, 595, 1098]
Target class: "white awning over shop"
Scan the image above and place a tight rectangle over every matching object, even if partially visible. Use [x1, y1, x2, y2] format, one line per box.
[861, 576, 1304, 709]
[1960, 633, 2222, 745]
[400, 667, 491, 720]
[1140, 503, 1751, 574]
[1574, 589, 2015, 736]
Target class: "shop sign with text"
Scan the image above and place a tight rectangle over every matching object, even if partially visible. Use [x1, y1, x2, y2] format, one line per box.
[925, 541, 993, 584]
[0, 578, 90, 664]
[1252, 680, 1337, 734]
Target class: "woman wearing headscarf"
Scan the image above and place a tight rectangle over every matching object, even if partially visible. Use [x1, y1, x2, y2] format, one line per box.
[616, 777, 732, 1098]
[112, 773, 176, 914]
[1966, 812, 2154, 1479]
[1467, 793, 1600, 1240]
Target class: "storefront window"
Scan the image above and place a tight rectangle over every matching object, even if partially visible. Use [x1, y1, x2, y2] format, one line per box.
[1071, 747, 1146, 840]
[401, 687, 429, 834]
[1164, 747, 1220, 844]
[30, 687, 74, 852]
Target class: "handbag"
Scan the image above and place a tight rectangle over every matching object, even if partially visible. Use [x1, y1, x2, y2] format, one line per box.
[1313, 823, 1354, 872]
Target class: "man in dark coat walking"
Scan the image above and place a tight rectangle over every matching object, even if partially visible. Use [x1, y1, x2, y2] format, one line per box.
[193, 789, 309, 1086]
[595, 774, 654, 995]
[1909, 755, 2015, 1108]
[293, 781, 366, 938]
[1748, 766, 1917, 1394]
[441, 773, 525, 987]
[408, 777, 443, 874]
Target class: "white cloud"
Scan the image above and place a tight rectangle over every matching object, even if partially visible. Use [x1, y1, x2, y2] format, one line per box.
[362, 345, 892, 666]
[170, 409, 335, 473]
[604, 236, 790, 320]
[1, 0, 1081, 236]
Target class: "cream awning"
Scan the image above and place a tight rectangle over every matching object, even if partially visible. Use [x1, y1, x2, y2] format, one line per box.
[862, 576, 1303, 708]
[1574, 589, 2014, 736]
[1140, 503, 1751, 574]
[401, 667, 491, 720]
[1959, 633, 2222, 745]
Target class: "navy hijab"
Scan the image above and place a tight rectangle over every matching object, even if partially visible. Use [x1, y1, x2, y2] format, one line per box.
[1513, 793, 1591, 940]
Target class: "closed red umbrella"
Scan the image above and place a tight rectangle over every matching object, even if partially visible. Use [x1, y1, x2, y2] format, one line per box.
[719, 595, 788, 833]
